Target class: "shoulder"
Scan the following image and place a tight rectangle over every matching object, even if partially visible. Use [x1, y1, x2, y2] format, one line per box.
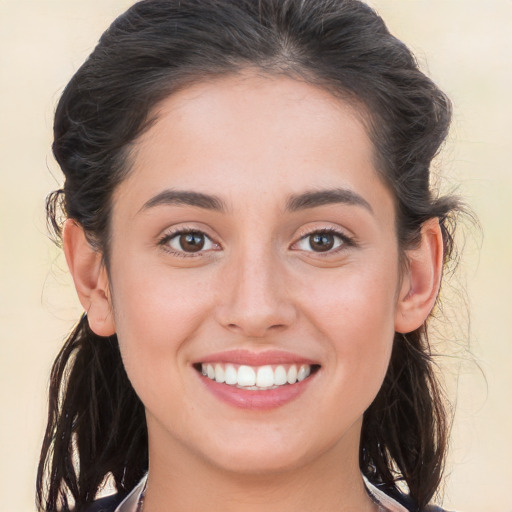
[81, 474, 147, 512]
[391, 492, 453, 512]
[80, 493, 125, 512]
[394, 491, 452, 512]
[370, 481, 452, 512]
[389, 490, 452, 512]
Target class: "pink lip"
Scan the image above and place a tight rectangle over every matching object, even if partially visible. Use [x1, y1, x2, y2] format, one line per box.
[199, 374, 315, 410]
[196, 349, 317, 366]
[194, 350, 320, 410]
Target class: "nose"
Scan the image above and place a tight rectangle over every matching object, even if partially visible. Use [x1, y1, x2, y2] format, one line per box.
[215, 249, 297, 338]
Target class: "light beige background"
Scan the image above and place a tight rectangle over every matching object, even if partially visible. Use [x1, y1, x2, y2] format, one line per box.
[0, 1, 511, 511]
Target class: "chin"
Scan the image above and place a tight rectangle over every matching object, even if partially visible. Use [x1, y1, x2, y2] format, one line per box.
[205, 445, 314, 477]
[193, 421, 351, 477]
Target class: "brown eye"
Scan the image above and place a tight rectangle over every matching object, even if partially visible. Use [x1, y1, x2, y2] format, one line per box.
[178, 232, 205, 252]
[309, 233, 335, 252]
[166, 231, 217, 254]
[294, 230, 347, 253]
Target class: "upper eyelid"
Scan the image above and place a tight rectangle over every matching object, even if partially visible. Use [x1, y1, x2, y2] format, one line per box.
[159, 224, 219, 241]
[158, 226, 221, 250]
[157, 224, 354, 248]
[158, 229, 222, 259]
[293, 225, 354, 243]
[289, 227, 357, 255]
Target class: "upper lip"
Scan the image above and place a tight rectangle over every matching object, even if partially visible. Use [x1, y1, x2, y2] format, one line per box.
[194, 349, 319, 366]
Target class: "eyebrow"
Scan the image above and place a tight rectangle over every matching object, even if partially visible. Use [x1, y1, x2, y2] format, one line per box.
[286, 188, 373, 214]
[139, 187, 372, 215]
[140, 189, 226, 213]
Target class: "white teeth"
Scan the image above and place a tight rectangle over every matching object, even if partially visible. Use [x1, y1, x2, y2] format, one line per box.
[256, 365, 274, 388]
[214, 363, 225, 383]
[287, 365, 297, 384]
[274, 365, 287, 386]
[225, 364, 237, 385]
[297, 364, 311, 382]
[237, 365, 256, 386]
[200, 363, 314, 389]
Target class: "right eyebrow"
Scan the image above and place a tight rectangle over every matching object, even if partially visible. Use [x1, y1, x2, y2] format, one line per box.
[139, 189, 227, 213]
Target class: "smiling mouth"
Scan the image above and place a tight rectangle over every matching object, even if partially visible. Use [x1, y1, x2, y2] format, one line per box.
[194, 363, 320, 390]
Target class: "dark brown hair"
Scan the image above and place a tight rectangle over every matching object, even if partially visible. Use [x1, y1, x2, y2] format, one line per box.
[38, 1, 460, 510]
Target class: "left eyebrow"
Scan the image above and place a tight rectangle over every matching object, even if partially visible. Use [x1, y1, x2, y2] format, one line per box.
[139, 189, 227, 213]
[286, 188, 373, 214]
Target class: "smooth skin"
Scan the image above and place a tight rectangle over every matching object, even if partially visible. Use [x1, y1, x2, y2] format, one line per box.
[64, 72, 443, 512]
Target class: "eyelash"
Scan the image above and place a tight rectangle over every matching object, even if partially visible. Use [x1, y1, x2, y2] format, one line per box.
[158, 228, 220, 258]
[291, 228, 355, 255]
[158, 227, 355, 258]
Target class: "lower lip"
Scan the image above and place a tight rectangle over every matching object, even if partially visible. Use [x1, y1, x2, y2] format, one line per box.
[198, 373, 315, 410]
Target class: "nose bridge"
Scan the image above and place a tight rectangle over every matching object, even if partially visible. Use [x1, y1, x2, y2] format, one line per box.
[237, 245, 276, 307]
[217, 240, 295, 337]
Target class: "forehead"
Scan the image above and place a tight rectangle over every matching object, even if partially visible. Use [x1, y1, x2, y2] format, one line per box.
[117, 72, 392, 220]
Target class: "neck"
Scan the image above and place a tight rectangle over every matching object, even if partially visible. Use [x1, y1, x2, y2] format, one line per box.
[142, 419, 377, 512]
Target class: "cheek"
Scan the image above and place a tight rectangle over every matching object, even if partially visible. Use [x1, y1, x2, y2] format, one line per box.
[300, 257, 399, 337]
[108, 262, 214, 394]
[297, 258, 399, 407]
[111, 259, 211, 341]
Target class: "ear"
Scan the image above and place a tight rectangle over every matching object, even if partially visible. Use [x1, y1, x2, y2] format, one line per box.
[394, 218, 444, 334]
[63, 219, 116, 336]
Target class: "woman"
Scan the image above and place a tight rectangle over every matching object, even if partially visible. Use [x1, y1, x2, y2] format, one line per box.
[37, 1, 460, 511]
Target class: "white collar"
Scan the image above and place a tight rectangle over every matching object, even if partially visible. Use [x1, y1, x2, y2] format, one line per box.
[115, 474, 146, 512]
[364, 476, 409, 512]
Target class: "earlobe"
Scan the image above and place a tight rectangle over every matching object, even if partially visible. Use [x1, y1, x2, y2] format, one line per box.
[394, 218, 444, 334]
[63, 219, 116, 337]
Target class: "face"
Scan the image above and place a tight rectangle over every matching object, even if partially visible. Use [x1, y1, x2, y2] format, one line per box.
[106, 73, 404, 475]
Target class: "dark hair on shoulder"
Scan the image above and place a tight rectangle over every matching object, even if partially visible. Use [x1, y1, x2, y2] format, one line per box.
[38, 1, 460, 510]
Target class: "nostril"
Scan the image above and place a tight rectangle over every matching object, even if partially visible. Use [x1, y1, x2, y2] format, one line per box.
[225, 321, 288, 338]
[215, 296, 297, 337]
